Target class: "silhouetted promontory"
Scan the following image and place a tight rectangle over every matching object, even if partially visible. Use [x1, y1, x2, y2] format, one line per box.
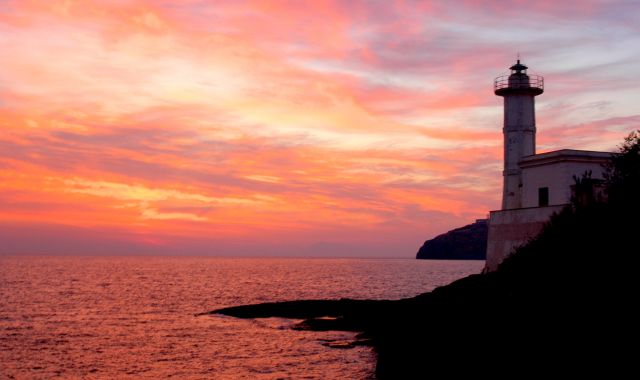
[415, 219, 487, 260]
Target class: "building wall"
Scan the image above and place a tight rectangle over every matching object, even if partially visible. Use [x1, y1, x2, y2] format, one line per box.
[521, 161, 606, 208]
[485, 205, 565, 271]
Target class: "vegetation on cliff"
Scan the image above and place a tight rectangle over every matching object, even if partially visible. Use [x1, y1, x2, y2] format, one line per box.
[209, 131, 639, 377]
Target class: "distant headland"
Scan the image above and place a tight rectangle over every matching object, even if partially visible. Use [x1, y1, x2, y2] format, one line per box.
[415, 219, 487, 260]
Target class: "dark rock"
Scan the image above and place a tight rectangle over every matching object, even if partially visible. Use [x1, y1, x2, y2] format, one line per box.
[203, 299, 382, 320]
[416, 219, 488, 260]
[206, 204, 636, 377]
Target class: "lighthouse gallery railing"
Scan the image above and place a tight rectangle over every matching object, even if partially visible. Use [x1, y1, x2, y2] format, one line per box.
[494, 74, 544, 92]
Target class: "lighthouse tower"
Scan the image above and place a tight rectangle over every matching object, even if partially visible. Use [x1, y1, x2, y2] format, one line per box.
[494, 60, 544, 210]
[486, 60, 611, 271]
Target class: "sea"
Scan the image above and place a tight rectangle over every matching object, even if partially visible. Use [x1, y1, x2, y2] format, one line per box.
[0, 256, 483, 379]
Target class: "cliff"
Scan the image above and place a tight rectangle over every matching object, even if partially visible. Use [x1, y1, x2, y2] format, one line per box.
[210, 200, 636, 377]
[415, 219, 488, 260]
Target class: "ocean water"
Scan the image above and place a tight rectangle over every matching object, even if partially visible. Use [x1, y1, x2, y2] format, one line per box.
[0, 257, 483, 379]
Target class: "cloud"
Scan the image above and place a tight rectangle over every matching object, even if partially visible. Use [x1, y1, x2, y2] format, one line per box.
[140, 207, 206, 222]
[0, 0, 637, 256]
[61, 177, 256, 205]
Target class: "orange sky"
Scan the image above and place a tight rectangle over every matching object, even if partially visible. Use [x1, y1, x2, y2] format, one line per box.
[1, 0, 639, 256]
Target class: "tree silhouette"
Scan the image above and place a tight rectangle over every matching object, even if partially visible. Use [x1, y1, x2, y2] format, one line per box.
[605, 129, 640, 210]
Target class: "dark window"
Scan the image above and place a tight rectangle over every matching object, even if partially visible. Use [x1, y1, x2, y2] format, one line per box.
[538, 187, 549, 207]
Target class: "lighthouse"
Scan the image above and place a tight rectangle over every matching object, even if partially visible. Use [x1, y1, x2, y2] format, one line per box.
[494, 60, 544, 210]
[485, 60, 612, 271]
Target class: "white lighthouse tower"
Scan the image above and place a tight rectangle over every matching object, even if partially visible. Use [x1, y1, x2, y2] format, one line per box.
[486, 60, 612, 271]
[494, 60, 544, 210]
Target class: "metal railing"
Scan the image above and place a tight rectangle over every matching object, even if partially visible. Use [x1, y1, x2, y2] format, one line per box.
[494, 74, 544, 91]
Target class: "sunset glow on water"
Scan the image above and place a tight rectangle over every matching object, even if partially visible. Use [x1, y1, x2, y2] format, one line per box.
[0, 257, 483, 378]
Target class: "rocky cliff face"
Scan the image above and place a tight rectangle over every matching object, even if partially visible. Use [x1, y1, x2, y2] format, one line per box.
[416, 219, 488, 260]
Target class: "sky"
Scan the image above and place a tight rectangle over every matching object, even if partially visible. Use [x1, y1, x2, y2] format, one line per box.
[1, 0, 639, 257]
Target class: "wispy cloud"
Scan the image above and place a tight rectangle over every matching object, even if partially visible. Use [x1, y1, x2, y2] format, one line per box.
[0, 0, 638, 256]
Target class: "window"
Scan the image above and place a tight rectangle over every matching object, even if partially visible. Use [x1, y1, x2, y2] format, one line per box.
[538, 187, 549, 207]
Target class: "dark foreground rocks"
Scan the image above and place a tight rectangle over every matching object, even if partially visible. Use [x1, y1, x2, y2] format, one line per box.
[204, 202, 636, 377]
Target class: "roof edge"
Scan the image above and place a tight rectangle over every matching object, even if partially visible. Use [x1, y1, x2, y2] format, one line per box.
[520, 149, 613, 168]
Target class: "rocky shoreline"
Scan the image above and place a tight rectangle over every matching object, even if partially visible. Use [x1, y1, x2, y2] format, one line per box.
[202, 200, 635, 377]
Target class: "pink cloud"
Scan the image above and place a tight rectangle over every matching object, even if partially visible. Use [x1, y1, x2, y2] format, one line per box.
[0, 0, 636, 256]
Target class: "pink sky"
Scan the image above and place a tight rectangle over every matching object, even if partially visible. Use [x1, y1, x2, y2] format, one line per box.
[1, 0, 639, 257]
